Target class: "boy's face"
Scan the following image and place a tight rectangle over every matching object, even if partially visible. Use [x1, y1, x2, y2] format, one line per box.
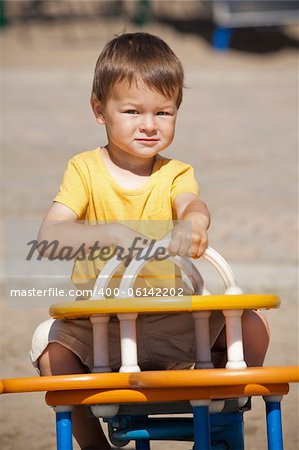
[92, 80, 178, 161]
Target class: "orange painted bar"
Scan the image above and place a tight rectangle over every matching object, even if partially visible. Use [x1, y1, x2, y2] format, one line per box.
[1, 366, 298, 395]
[1, 373, 131, 394]
[130, 366, 299, 389]
[45, 383, 289, 406]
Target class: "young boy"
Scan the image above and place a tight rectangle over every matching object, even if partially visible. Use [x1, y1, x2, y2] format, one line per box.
[30, 32, 269, 450]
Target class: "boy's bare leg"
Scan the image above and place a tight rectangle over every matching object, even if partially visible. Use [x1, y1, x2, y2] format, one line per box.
[242, 310, 270, 366]
[38, 343, 111, 450]
[213, 310, 270, 367]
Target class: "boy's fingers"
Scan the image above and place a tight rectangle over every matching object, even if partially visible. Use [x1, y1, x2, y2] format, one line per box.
[168, 237, 180, 256]
[168, 230, 207, 258]
[178, 244, 189, 256]
[187, 246, 194, 258]
[194, 238, 208, 259]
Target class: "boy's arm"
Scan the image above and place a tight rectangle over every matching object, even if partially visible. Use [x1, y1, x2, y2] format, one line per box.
[169, 192, 210, 258]
[38, 202, 145, 258]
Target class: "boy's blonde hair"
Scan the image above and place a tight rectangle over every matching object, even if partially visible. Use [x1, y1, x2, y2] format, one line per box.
[91, 32, 184, 108]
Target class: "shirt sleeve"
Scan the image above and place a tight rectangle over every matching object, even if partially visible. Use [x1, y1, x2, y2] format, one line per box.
[170, 162, 199, 206]
[53, 157, 89, 218]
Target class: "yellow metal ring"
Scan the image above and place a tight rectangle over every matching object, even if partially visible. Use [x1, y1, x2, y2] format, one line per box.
[49, 294, 280, 319]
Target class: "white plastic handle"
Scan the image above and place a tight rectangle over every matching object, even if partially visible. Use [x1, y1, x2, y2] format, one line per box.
[91, 255, 126, 299]
[118, 239, 242, 296]
[91, 238, 242, 299]
[91, 242, 204, 299]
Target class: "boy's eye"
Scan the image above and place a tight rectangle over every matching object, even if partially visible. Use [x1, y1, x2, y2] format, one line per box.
[124, 110, 139, 115]
[157, 111, 171, 116]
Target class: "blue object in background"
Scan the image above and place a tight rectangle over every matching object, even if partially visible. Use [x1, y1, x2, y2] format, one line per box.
[212, 27, 233, 51]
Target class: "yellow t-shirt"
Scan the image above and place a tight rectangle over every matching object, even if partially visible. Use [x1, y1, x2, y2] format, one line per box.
[54, 148, 199, 293]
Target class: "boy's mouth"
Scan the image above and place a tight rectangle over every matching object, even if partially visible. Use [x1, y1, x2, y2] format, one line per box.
[135, 138, 159, 143]
[135, 138, 159, 141]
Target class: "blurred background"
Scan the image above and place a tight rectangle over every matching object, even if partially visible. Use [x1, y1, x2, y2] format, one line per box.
[0, 1, 298, 449]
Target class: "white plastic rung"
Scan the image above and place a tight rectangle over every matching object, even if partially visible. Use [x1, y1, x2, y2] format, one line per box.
[224, 310, 247, 369]
[117, 313, 140, 373]
[193, 311, 213, 369]
[90, 315, 111, 373]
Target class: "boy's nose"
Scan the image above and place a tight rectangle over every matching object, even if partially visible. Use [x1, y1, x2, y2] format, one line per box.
[139, 114, 157, 133]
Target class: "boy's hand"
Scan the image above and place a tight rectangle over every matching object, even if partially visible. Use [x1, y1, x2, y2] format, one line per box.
[170, 193, 210, 259]
[109, 223, 150, 258]
[169, 213, 208, 259]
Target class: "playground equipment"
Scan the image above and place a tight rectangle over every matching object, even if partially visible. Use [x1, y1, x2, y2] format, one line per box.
[204, 0, 299, 51]
[1, 239, 298, 449]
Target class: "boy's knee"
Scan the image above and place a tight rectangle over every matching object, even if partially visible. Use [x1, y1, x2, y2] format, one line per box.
[241, 310, 270, 366]
[38, 342, 64, 376]
[38, 342, 85, 376]
[38, 343, 54, 376]
[242, 310, 270, 342]
[242, 310, 270, 354]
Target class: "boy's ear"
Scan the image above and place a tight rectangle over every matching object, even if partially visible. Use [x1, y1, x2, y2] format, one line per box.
[90, 96, 106, 124]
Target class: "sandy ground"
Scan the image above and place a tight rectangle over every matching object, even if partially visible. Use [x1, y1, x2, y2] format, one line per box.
[0, 14, 298, 450]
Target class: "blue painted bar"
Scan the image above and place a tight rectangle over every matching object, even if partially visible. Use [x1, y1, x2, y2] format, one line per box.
[193, 405, 211, 450]
[56, 411, 73, 450]
[266, 401, 283, 450]
[109, 412, 246, 448]
[111, 413, 245, 445]
[113, 418, 194, 440]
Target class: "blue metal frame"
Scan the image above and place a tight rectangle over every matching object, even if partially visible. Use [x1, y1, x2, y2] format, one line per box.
[107, 411, 245, 449]
[56, 410, 73, 450]
[52, 404, 266, 450]
[111, 417, 194, 440]
[265, 400, 283, 450]
[193, 405, 211, 450]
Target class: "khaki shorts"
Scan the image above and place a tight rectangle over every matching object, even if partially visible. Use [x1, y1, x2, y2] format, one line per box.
[30, 312, 225, 372]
